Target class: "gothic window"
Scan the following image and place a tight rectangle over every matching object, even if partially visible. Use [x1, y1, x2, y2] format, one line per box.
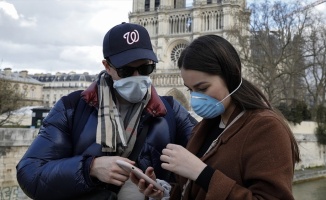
[207, 0, 212, 4]
[174, 0, 184, 8]
[145, 0, 150, 11]
[206, 15, 210, 30]
[169, 14, 192, 34]
[202, 10, 223, 31]
[138, 17, 158, 36]
[155, 0, 160, 9]
[171, 43, 188, 66]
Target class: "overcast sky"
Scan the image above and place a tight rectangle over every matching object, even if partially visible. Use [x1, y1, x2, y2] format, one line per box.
[0, 0, 325, 75]
[0, 0, 133, 75]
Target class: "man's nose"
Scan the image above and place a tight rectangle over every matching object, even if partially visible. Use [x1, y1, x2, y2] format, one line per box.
[133, 69, 140, 76]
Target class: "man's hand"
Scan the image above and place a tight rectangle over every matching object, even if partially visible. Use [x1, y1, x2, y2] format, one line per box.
[90, 156, 134, 186]
[130, 167, 164, 200]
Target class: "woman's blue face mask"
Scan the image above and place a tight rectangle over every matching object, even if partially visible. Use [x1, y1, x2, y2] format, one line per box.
[190, 79, 242, 119]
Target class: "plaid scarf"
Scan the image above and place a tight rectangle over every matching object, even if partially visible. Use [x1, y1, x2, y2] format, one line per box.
[96, 73, 151, 156]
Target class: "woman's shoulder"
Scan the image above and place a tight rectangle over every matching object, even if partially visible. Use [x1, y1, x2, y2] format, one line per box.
[240, 109, 288, 128]
[245, 109, 291, 132]
[248, 109, 284, 120]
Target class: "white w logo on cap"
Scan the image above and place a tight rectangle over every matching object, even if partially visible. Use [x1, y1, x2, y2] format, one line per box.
[123, 30, 139, 45]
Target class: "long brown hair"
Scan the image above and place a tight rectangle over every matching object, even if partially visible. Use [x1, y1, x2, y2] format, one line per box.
[178, 35, 300, 162]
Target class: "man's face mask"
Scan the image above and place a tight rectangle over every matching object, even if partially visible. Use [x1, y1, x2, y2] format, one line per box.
[113, 76, 152, 103]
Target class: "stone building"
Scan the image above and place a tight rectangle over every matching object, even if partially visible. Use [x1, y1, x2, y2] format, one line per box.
[32, 71, 96, 107]
[0, 68, 43, 106]
[129, 0, 249, 110]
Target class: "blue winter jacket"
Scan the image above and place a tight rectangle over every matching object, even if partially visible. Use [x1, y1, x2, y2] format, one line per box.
[16, 77, 197, 200]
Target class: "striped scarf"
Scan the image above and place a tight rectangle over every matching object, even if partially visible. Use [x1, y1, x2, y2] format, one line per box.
[96, 73, 150, 157]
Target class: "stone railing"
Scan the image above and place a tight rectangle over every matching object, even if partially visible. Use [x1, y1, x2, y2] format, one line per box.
[150, 72, 184, 87]
[294, 168, 326, 183]
[1, 121, 325, 199]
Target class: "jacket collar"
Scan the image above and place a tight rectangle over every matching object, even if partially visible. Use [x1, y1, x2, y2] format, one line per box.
[81, 78, 167, 117]
[187, 107, 247, 156]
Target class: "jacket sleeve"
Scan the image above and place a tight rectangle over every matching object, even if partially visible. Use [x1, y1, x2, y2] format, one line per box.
[205, 115, 295, 200]
[172, 99, 198, 147]
[16, 99, 96, 200]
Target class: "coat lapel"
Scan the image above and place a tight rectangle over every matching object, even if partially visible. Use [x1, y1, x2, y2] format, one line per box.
[197, 108, 249, 162]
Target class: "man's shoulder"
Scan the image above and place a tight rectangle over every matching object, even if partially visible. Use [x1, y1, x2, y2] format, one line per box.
[61, 90, 84, 109]
[159, 95, 175, 107]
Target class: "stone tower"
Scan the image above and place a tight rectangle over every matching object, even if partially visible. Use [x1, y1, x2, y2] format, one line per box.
[129, 0, 248, 111]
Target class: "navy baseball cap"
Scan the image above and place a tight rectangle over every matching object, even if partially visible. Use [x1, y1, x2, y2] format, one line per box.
[103, 22, 158, 68]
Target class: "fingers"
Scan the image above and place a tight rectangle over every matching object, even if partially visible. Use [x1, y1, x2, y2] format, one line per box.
[118, 157, 135, 165]
[129, 172, 139, 184]
[130, 167, 155, 185]
[103, 164, 130, 186]
[161, 144, 180, 165]
[166, 143, 175, 149]
[112, 171, 129, 181]
[160, 154, 170, 163]
[90, 156, 133, 185]
[112, 162, 129, 176]
[110, 176, 129, 186]
[161, 144, 186, 172]
[161, 144, 176, 164]
[144, 167, 156, 179]
[162, 143, 184, 156]
[129, 168, 163, 199]
[143, 184, 163, 197]
[162, 148, 173, 156]
[137, 178, 147, 191]
[137, 179, 163, 199]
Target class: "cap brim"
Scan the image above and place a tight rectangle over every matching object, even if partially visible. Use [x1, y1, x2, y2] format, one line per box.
[110, 48, 158, 68]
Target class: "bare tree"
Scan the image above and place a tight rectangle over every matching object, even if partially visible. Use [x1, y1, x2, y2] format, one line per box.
[0, 78, 24, 126]
[227, 0, 313, 107]
[302, 15, 326, 120]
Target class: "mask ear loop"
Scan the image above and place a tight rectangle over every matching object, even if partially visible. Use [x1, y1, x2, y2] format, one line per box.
[190, 78, 242, 101]
[218, 78, 243, 103]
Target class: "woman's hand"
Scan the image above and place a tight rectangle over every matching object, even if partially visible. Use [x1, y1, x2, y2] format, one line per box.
[130, 167, 164, 200]
[161, 143, 207, 180]
[90, 156, 134, 186]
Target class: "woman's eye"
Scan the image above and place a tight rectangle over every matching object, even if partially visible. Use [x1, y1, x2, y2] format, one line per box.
[198, 88, 207, 92]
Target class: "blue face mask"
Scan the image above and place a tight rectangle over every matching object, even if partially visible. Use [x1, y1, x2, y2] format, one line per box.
[191, 79, 242, 119]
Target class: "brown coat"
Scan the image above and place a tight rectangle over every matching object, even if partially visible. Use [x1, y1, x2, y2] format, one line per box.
[171, 108, 296, 200]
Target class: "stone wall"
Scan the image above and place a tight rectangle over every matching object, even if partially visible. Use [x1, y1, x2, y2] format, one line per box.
[0, 128, 37, 200]
[0, 121, 325, 199]
[289, 121, 326, 170]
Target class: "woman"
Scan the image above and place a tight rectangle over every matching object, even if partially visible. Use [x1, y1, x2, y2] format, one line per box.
[131, 35, 300, 200]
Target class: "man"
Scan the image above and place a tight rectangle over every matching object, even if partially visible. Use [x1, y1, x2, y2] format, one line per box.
[16, 22, 197, 200]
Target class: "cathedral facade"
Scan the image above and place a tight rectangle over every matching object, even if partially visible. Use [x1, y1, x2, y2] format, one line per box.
[129, 0, 248, 111]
